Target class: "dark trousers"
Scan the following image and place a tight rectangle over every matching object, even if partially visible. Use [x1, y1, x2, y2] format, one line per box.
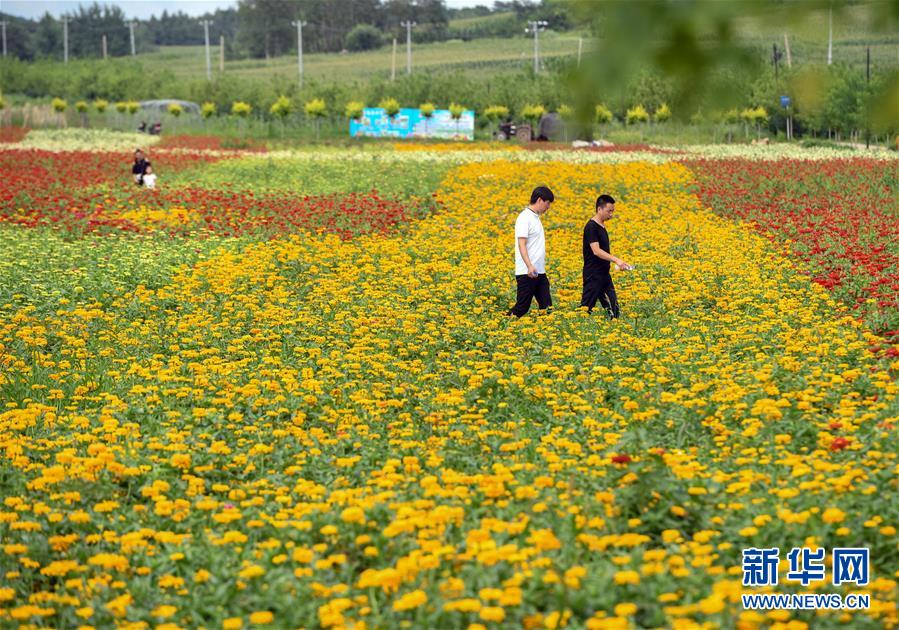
[581, 271, 619, 318]
[507, 274, 552, 317]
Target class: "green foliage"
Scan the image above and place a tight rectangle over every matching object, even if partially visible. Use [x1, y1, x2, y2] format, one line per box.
[595, 104, 613, 124]
[483, 105, 509, 121]
[720, 108, 740, 124]
[740, 106, 767, 125]
[558, 104, 574, 120]
[201, 102, 217, 119]
[304, 98, 328, 119]
[115, 101, 128, 113]
[448, 102, 465, 120]
[419, 102, 436, 118]
[170, 155, 454, 200]
[270, 95, 294, 119]
[654, 103, 671, 123]
[345, 24, 384, 52]
[231, 101, 252, 118]
[0, 94, 5, 110]
[345, 101, 365, 120]
[379, 97, 400, 117]
[51, 97, 67, 113]
[75, 100, 89, 113]
[167, 102, 183, 117]
[126, 101, 139, 115]
[625, 104, 648, 124]
[521, 104, 545, 124]
[94, 99, 108, 113]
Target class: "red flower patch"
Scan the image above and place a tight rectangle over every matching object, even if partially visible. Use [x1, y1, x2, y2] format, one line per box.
[0, 127, 30, 144]
[157, 135, 267, 153]
[686, 158, 899, 343]
[0, 148, 435, 238]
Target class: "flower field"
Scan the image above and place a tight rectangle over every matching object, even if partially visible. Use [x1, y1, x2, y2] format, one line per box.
[0, 131, 897, 629]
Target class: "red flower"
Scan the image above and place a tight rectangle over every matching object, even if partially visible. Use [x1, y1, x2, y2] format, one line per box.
[611, 454, 632, 464]
[830, 437, 850, 451]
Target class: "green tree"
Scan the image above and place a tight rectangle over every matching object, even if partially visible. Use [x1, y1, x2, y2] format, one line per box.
[346, 24, 383, 52]
[345, 101, 365, 121]
[379, 97, 400, 118]
[419, 102, 435, 135]
[304, 98, 327, 140]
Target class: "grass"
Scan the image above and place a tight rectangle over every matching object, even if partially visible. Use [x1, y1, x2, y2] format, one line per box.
[139, 34, 586, 83]
[448, 11, 516, 29]
[733, 2, 899, 68]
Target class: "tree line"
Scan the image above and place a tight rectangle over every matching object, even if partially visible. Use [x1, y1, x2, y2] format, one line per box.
[0, 0, 565, 61]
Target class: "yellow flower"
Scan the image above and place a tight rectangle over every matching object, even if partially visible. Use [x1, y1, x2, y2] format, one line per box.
[249, 610, 274, 625]
[614, 603, 637, 617]
[340, 506, 365, 524]
[822, 508, 845, 524]
[613, 570, 640, 585]
[479, 606, 506, 622]
[153, 605, 178, 618]
[393, 590, 427, 612]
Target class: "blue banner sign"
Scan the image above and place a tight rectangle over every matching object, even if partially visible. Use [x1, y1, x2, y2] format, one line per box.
[349, 107, 475, 140]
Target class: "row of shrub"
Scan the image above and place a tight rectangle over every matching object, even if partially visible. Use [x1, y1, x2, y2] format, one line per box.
[41, 96, 773, 128]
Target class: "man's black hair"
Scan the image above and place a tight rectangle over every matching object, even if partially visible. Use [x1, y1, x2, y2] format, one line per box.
[530, 186, 555, 204]
[596, 194, 616, 208]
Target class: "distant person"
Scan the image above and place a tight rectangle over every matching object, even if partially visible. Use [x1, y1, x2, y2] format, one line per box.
[138, 121, 147, 133]
[132, 149, 151, 186]
[150, 122, 162, 135]
[506, 186, 554, 317]
[581, 194, 632, 318]
[142, 165, 157, 190]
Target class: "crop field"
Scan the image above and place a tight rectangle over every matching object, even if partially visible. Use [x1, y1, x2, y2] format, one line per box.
[139, 34, 586, 83]
[0, 129, 897, 629]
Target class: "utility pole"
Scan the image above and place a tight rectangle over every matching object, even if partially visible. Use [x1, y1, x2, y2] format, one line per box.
[201, 20, 212, 80]
[783, 33, 791, 68]
[577, 37, 582, 67]
[401, 21, 415, 74]
[102, 34, 107, 59]
[391, 37, 397, 81]
[526, 20, 548, 74]
[1, 21, 8, 58]
[129, 21, 136, 56]
[62, 17, 69, 64]
[827, 3, 833, 65]
[772, 43, 781, 82]
[865, 46, 870, 149]
[220, 34, 225, 72]
[292, 19, 307, 87]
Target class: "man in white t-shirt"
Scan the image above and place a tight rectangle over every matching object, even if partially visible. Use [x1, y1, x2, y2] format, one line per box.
[506, 186, 554, 317]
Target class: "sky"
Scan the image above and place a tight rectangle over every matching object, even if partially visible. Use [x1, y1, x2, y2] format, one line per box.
[2, 0, 489, 20]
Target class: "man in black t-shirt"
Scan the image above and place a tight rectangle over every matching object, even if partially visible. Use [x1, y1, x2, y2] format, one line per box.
[581, 194, 631, 318]
[132, 149, 151, 186]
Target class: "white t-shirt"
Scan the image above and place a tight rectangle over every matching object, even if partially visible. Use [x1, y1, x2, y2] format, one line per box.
[514, 207, 546, 276]
[143, 173, 157, 189]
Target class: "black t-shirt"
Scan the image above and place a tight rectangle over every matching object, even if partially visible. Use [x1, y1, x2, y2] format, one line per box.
[583, 219, 610, 274]
[132, 158, 150, 175]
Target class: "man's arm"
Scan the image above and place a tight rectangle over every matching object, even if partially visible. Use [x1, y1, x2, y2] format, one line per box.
[589, 242, 628, 268]
[518, 237, 537, 277]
